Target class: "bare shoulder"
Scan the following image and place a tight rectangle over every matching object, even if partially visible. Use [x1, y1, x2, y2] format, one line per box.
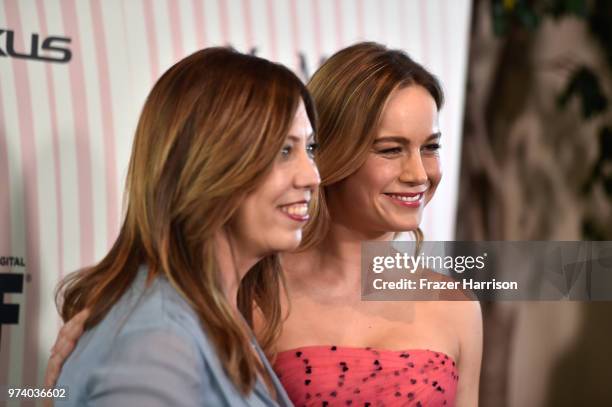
[423, 300, 482, 364]
[441, 300, 482, 346]
[451, 300, 482, 327]
[452, 300, 483, 407]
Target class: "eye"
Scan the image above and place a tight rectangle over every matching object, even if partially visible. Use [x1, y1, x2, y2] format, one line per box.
[280, 144, 293, 159]
[377, 146, 403, 155]
[306, 142, 319, 158]
[422, 143, 441, 153]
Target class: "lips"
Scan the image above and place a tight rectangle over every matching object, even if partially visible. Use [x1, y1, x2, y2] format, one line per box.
[279, 201, 310, 222]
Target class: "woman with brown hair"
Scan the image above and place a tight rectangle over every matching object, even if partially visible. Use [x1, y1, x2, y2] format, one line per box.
[269, 42, 482, 407]
[48, 42, 481, 407]
[50, 47, 319, 406]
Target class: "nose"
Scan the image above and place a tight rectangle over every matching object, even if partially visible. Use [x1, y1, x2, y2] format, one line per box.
[399, 150, 428, 185]
[294, 150, 321, 190]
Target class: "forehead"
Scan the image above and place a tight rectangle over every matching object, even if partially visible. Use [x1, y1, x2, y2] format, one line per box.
[377, 85, 438, 137]
[288, 100, 313, 138]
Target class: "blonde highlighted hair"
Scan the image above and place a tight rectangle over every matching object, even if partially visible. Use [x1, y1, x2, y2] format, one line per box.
[57, 47, 316, 394]
[300, 42, 443, 248]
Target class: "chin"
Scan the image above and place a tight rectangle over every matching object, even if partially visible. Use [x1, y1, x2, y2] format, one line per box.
[388, 219, 422, 233]
[270, 231, 302, 252]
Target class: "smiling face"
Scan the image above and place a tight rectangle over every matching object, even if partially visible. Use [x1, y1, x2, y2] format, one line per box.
[229, 101, 320, 257]
[327, 85, 442, 236]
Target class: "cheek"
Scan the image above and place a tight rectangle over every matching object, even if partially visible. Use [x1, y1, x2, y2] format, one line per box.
[227, 201, 256, 248]
[355, 157, 400, 194]
[237, 180, 285, 234]
[424, 157, 442, 198]
[256, 169, 292, 207]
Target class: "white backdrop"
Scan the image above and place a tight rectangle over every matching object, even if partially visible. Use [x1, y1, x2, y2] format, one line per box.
[0, 0, 472, 398]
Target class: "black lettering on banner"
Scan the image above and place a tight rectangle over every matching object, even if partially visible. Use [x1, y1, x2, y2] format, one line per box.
[0, 30, 5, 56]
[0, 273, 24, 351]
[41, 36, 72, 62]
[0, 28, 71, 63]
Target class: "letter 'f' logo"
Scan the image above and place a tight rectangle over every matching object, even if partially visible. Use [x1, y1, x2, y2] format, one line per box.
[0, 273, 23, 351]
[0, 273, 24, 325]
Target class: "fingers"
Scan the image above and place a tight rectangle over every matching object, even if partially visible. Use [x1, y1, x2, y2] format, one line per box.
[44, 336, 76, 387]
[44, 308, 90, 388]
[72, 308, 91, 324]
[44, 352, 64, 387]
[51, 308, 90, 352]
[63, 308, 90, 339]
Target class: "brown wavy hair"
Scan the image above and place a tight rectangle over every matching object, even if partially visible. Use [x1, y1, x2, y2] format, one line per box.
[57, 47, 316, 394]
[300, 42, 444, 249]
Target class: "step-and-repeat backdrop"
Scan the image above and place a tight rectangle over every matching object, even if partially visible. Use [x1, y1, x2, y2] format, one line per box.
[0, 0, 471, 399]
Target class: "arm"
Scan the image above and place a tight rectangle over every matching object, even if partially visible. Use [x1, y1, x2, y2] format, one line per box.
[86, 328, 205, 407]
[455, 300, 483, 407]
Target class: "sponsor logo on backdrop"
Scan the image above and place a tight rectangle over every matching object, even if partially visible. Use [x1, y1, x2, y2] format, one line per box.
[0, 29, 71, 63]
[0, 257, 25, 351]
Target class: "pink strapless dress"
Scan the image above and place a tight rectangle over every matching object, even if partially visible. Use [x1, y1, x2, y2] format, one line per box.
[274, 346, 458, 407]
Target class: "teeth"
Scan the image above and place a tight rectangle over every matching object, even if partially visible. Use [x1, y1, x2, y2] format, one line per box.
[388, 193, 422, 202]
[280, 203, 309, 216]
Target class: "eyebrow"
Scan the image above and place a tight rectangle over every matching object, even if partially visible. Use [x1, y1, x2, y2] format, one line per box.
[373, 132, 442, 144]
[287, 133, 315, 142]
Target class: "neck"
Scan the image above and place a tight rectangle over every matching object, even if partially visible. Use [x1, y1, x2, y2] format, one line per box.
[311, 220, 395, 284]
[214, 229, 261, 311]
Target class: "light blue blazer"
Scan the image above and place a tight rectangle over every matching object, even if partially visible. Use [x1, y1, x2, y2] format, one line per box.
[56, 266, 292, 407]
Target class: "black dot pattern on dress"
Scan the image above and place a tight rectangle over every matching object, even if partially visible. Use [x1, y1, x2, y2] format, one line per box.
[275, 346, 459, 407]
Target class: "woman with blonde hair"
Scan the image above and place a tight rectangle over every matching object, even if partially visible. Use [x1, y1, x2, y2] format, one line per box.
[51, 47, 319, 406]
[48, 42, 481, 407]
[268, 42, 482, 407]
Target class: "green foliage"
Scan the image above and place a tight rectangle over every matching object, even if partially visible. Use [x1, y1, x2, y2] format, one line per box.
[581, 127, 611, 240]
[491, 0, 539, 36]
[583, 127, 612, 193]
[582, 219, 608, 240]
[488, 0, 612, 239]
[596, 127, 612, 196]
[491, 0, 587, 36]
[548, 0, 588, 19]
[558, 67, 608, 119]
[588, 0, 612, 67]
